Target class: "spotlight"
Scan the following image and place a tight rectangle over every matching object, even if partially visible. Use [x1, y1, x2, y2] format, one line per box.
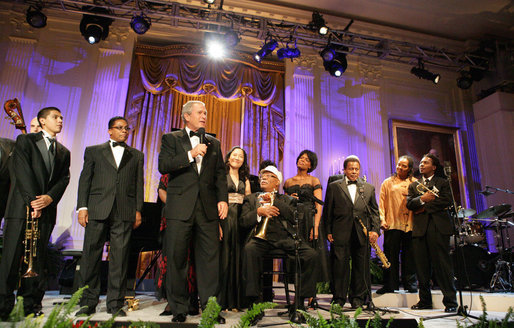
[253, 39, 278, 63]
[80, 11, 113, 45]
[309, 11, 329, 35]
[277, 40, 301, 60]
[320, 45, 336, 62]
[205, 33, 226, 59]
[324, 53, 347, 77]
[131, 13, 151, 35]
[26, 6, 47, 28]
[203, 0, 216, 4]
[457, 71, 473, 90]
[224, 30, 240, 47]
[410, 61, 440, 84]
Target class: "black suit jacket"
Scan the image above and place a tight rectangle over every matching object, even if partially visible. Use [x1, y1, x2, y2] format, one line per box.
[240, 192, 296, 241]
[0, 137, 15, 218]
[406, 176, 453, 237]
[158, 129, 227, 221]
[5, 132, 70, 223]
[77, 142, 144, 221]
[323, 176, 380, 246]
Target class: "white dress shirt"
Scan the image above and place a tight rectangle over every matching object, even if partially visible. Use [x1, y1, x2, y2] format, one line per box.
[109, 139, 125, 168]
[41, 130, 55, 150]
[345, 177, 357, 204]
[185, 126, 203, 173]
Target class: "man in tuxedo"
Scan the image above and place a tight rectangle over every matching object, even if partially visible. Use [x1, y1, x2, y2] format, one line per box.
[0, 137, 15, 225]
[407, 154, 457, 312]
[323, 155, 380, 308]
[29, 117, 41, 133]
[241, 166, 317, 311]
[158, 100, 228, 324]
[76, 116, 144, 317]
[0, 107, 70, 319]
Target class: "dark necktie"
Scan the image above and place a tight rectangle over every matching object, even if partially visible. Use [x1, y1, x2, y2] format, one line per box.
[47, 137, 56, 155]
[347, 180, 357, 185]
[112, 141, 126, 148]
[189, 130, 200, 138]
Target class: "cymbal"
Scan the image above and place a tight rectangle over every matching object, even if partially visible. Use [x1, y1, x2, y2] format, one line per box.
[457, 208, 476, 218]
[475, 204, 512, 219]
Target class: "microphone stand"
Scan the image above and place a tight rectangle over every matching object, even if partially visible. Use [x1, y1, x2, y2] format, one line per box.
[423, 164, 482, 321]
[357, 185, 398, 315]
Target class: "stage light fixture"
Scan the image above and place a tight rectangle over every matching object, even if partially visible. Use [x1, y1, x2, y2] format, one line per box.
[457, 71, 473, 90]
[80, 11, 113, 45]
[410, 61, 440, 84]
[205, 34, 226, 59]
[253, 39, 278, 63]
[224, 30, 240, 47]
[26, 6, 47, 28]
[131, 13, 151, 35]
[324, 53, 347, 77]
[309, 11, 329, 35]
[320, 45, 336, 62]
[203, 0, 216, 4]
[277, 40, 301, 60]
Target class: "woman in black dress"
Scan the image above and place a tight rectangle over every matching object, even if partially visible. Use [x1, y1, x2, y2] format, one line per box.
[283, 149, 330, 308]
[219, 146, 251, 311]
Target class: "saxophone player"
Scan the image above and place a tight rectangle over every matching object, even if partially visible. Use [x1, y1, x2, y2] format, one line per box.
[323, 155, 380, 309]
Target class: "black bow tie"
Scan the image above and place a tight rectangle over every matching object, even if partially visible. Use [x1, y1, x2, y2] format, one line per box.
[112, 141, 126, 148]
[347, 180, 357, 185]
[189, 130, 201, 138]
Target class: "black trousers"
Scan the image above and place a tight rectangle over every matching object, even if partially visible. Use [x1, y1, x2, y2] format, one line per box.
[165, 198, 220, 316]
[331, 224, 370, 306]
[243, 236, 317, 299]
[78, 208, 133, 311]
[0, 218, 54, 315]
[382, 229, 417, 290]
[412, 219, 457, 307]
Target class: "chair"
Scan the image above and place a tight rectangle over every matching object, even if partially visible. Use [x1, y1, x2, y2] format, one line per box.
[260, 249, 293, 306]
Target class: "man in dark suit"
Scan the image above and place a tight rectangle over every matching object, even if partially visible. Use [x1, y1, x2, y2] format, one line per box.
[158, 100, 228, 324]
[323, 155, 380, 309]
[0, 107, 70, 319]
[241, 166, 317, 310]
[407, 154, 457, 312]
[76, 116, 144, 317]
[0, 137, 15, 225]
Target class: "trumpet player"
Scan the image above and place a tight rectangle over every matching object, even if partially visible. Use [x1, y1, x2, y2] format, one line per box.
[407, 154, 457, 312]
[241, 166, 317, 315]
[0, 107, 70, 320]
[323, 155, 380, 309]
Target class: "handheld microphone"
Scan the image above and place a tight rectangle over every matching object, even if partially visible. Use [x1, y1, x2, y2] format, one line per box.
[197, 127, 206, 144]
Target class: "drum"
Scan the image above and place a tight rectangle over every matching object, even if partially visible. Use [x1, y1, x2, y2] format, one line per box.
[451, 245, 494, 289]
[463, 221, 485, 244]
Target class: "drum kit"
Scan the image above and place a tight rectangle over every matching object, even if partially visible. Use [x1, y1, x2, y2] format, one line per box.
[451, 203, 513, 291]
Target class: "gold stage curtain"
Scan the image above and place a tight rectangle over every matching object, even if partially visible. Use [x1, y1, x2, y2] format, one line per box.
[124, 44, 285, 202]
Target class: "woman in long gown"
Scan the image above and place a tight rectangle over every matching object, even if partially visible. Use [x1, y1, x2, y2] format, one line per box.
[283, 149, 330, 308]
[219, 146, 251, 311]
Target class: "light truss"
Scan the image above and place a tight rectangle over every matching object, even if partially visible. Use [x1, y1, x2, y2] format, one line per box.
[13, 0, 489, 71]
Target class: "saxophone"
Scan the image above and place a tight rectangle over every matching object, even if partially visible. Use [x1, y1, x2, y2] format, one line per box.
[358, 218, 390, 269]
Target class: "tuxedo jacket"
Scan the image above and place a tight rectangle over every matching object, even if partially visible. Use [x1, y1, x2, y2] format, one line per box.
[323, 176, 380, 246]
[406, 176, 453, 237]
[158, 129, 227, 221]
[5, 132, 70, 223]
[240, 192, 296, 242]
[77, 142, 144, 221]
[0, 137, 15, 218]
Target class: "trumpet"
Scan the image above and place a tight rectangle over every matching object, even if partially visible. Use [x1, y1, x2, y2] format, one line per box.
[357, 218, 390, 269]
[23, 206, 39, 278]
[415, 180, 439, 198]
[254, 190, 277, 240]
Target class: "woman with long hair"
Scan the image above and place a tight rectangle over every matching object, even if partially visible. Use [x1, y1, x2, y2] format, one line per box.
[219, 146, 251, 311]
[283, 149, 330, 309]
[376, 155, 418, 294]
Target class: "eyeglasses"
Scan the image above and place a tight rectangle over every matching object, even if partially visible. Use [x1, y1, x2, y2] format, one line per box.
[260, 174, 277, 180]
[111, 126, 132, 132]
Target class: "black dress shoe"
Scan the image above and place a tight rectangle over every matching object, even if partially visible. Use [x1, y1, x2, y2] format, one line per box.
[107, 308, 127, 317]
[188, 308, 200, 316]
[216, 314, 226, 324]
[160, 309, 173, 316]
[444, 306, 457, 313]
[406, 288, 418, 293]
[376, 287, 395, 295]
[76, 307, 96, 316]
[172, 313, 187, 322]
[411, 302, 433, 310]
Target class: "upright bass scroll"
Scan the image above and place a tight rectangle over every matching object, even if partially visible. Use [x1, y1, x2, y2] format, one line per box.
[4, 98, 27, 134]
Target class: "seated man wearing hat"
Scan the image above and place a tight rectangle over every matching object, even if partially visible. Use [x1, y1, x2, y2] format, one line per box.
[241, 166, 317, 312]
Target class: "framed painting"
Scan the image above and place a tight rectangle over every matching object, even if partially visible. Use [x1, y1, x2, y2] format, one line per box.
[390, 119, 467, 207]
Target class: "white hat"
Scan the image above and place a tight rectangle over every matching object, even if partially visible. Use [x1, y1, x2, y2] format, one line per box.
[260, 165, 283, 185]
